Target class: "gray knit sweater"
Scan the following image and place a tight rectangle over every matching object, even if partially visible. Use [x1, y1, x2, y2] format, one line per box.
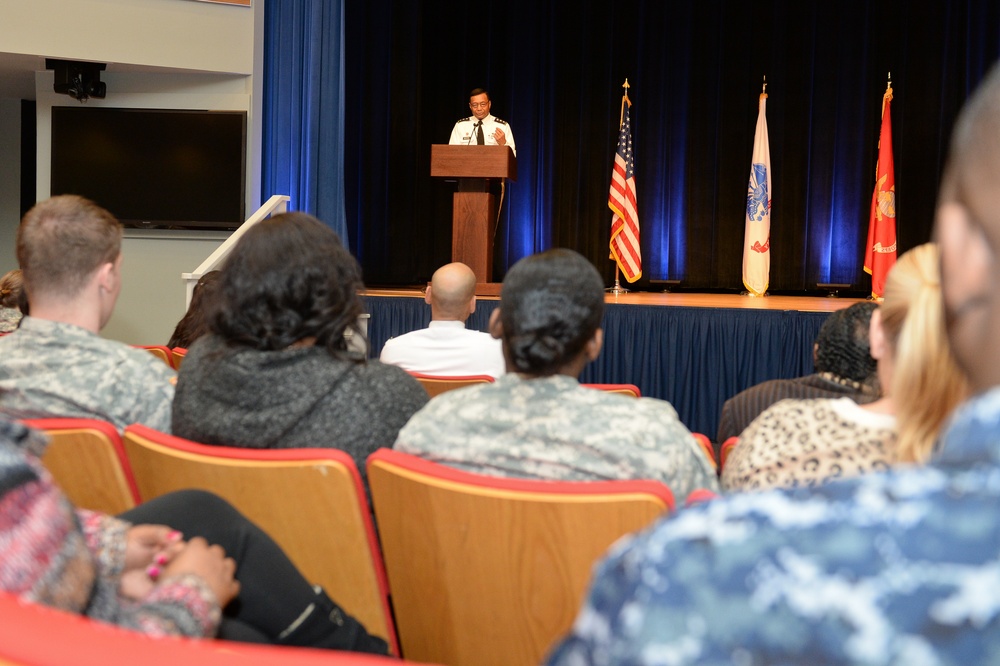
[171, 334, 428, 480]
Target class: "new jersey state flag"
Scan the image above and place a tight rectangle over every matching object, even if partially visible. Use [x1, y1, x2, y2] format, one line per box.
[742, 92, 771, 296]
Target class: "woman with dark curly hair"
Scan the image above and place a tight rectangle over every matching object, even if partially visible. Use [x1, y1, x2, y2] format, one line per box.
[171, 212, 428, 482]
[394, 249, 718, 500]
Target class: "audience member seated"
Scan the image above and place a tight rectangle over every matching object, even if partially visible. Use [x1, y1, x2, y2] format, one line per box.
[723, 243, 967, 492]
[394, 248, 718, 499]
[716, 301, 878, 444]
[167, 270, 222, 350]
[0, 196, 175, 432]
[171, 212, 428, 481]
[379, 261, 505, 378]
[0, 417, 387, 652]
[0, 269, 24, 333]
[545, 64, 1000, 665]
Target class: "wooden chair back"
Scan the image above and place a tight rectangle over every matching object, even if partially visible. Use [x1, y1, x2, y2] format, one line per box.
[23, 418, 140, 514]
[135, 345, 175, 369]
[581, 383, 641, 397]
[171, 346, 188, 369]
[721, 436, 740, 470]
[407, 372, 494, 398]
[692, 432, 718, 472]
[122, 425, 397, 654]
[366, 448, 674, 666]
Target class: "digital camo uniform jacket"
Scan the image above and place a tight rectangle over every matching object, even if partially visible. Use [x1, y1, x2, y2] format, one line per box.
[394, 373, 719, 500]
[0, 317, 175, 432]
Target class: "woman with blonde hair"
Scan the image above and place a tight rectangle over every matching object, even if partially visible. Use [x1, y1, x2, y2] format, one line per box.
[877, 242, 969, 463]
[723, 242, 968, 491]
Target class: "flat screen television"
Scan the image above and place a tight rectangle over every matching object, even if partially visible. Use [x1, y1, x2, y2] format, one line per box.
[50, 107, 247, 230]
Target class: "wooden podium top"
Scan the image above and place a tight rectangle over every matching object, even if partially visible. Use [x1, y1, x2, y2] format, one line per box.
[430, 144, 517, 181]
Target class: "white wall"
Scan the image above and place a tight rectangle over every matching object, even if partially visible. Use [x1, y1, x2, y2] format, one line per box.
[0, 0, 267, 344]
[34, 70, 256, 345]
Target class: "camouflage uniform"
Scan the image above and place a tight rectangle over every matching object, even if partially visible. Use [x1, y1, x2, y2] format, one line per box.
[394, 373, 719, 500]
[546, 387, 1000, 666]
[0, 317, 175, 432]
[0, 307, 21, 333]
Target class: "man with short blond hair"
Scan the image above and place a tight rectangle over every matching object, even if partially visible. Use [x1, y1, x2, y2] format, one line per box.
[0, 195, 175, 432]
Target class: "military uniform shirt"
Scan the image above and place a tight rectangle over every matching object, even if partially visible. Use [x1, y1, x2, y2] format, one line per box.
[545, 386, 1000, 666]
[0, 316, 175, 433]
[448, 113, 517, 156]
[394, 373, 718, 500]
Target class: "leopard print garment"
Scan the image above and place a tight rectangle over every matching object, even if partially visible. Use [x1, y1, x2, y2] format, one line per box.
[721, 397, 895, 493]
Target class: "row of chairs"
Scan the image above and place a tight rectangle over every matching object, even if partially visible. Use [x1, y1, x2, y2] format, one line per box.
[24, 418, 685, 666]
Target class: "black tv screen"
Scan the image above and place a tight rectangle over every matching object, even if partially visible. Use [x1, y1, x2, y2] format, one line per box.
[50, 107, 247, 230]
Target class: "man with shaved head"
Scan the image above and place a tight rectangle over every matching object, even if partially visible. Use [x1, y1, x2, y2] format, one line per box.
[379, 262, 505, 378]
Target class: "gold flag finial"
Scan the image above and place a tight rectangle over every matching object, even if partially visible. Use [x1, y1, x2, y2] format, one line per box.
[762, 75, 767, 94]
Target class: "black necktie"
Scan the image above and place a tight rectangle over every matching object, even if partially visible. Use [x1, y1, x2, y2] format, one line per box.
[476, 122, 484, 145]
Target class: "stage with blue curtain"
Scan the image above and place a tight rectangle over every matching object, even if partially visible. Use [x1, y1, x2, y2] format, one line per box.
[363, 292, 851, 441]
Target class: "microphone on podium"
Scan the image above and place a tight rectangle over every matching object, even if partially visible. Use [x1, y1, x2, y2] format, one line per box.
[466, 119, 483, 145]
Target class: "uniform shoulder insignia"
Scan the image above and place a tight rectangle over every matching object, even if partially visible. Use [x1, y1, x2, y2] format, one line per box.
[458, 116, 472, 122]
[494, 117, 508, 125]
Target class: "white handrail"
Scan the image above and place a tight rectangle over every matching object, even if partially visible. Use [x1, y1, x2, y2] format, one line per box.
[180, 194, 290, 308]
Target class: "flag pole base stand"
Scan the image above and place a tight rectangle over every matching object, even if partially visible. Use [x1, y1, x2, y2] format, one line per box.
[606, 276, 630, 295]
[740, 290, 768, 298]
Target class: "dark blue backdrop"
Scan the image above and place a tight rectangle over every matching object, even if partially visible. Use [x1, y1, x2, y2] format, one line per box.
[263, 2, 1000, 292]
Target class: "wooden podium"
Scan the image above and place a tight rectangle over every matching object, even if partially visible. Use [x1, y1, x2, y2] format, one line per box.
[431, 145, 517, 294]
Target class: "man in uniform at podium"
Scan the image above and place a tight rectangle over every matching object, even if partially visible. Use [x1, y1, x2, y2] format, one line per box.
[449, 88, 516, 157]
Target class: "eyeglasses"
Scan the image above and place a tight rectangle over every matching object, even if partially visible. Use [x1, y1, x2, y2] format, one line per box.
[469, 102, 490, 109]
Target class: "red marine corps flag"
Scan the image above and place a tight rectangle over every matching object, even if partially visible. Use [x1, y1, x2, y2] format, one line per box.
[609, 80, 641, 286]
[865, 75, 897, 299]
[742, 78, 771, 297]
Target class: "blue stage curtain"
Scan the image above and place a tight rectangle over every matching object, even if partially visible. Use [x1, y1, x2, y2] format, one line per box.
[261, 0, 348, 240]
[343, 0, 1000, 290]
[363, 295, 827, 439]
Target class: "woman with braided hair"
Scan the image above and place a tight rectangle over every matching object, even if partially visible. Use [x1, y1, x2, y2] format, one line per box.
[716, 301, 880, 444]
[722, 243, 969, 492]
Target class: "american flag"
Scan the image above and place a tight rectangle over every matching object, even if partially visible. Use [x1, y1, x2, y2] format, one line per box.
[609, 101, 641, 282]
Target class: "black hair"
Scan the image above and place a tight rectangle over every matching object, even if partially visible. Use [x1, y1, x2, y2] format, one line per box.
[814, 301, 878, 382]
[208, 212, 366, 359]
[167, 270, 222, 349]
[469, 88, 490, 100]
[500, 249, 605, 375]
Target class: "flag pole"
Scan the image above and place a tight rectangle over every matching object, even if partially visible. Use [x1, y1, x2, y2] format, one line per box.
[608, 79, 631, 296]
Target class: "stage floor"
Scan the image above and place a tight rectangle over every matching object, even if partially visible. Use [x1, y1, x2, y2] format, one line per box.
[362, 288, 867, 313]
